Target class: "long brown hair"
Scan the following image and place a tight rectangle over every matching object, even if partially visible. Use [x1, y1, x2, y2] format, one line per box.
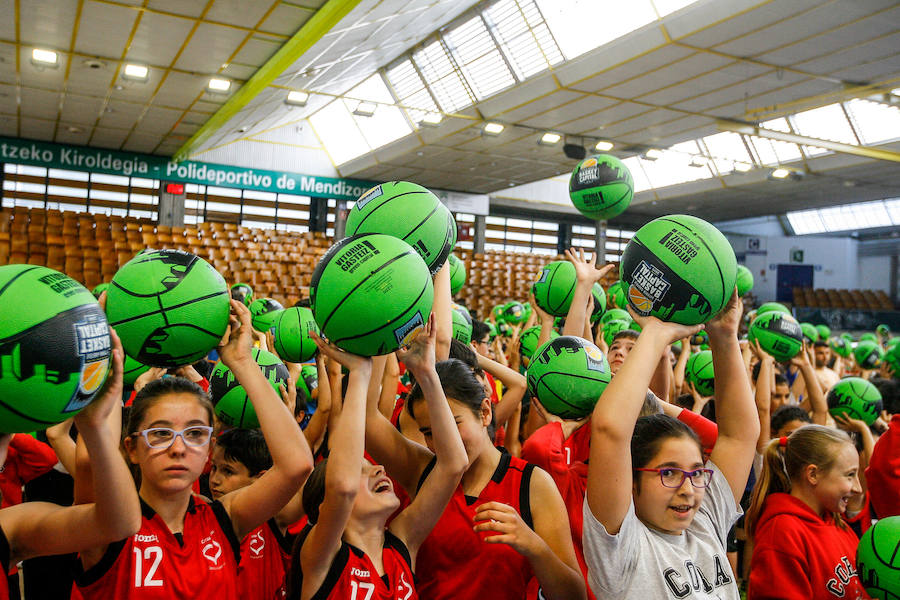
[746, 425, 852, 538]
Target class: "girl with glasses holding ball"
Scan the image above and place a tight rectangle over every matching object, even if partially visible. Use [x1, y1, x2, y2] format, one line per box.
[76, 299, 314, 600]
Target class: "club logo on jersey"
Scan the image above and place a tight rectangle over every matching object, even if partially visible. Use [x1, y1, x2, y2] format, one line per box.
[629, 261, 670, 315]
[355, 185, 383, 211]
[201, 535, 223, 569]
[64, 314, 111, 413]
[394, 312, 425, 347]
[248, 530, 265, 557]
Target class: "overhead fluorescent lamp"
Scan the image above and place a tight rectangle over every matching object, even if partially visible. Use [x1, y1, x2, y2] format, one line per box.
[207, 78, 231, 92]
[539, 132, 561, 145]
[285, 90, 309, 106]
[353, 101, 377, 117]
[689, 156, 708, 167]
[31, 48, 58, 67]
[483, 122, 504, 135]
[642, 148, 663, 160]
[733, 161, 753, 173]
[122, 64, 149, 81]
[771, 168, 790, 179]
[594, 140, 614, 151]
[419, 112, 442, 126]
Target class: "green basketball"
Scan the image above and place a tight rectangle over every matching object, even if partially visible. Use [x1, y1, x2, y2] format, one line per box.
[296, 363, 319, 404]
[672, 340, 683, 354]
[816, 324, 831, 341]
[502, 301, 528, 325]
[686, 350, 715, 397]
[854, 341, 884, 370]
[736, 265, 754, 297]
[857, 515, 900, 599]
[861, 333, 879, 343]
[519, 326, 560, 367]
[885, 339, 900, 373]
[273, 307, 319, 363]
[527, 336, 612, 419]
[568, 154, 633, 221]
[485, 321, 498, 341]
[497, 321, 513, 337]
[122, 354, 150, 386]
[449, 254, 466, 295]
[345, 181, 457, 275]
[532, 262, 577, 317]
[877, 324, 891, 338]
[600, 308, 630, 327]
[310, 233, 434, 356]
[842, 333, 855, 343]
[249, 298, 284, 333]
[757, 302, 791, 316]
[827, 377, 883, 425]
[603, 319, 634, 347]
[590, 283, 607, 323]
[800, 322, 819, 343]
[830, 336, 852, 359]
[491, 304, 505, 323]
[0, 265, 112, 432]
[106, 249, 230, 368]
[92, 282, 109, 299]
[452, 310, 472, 345]
[621, 215, 737, 325]
[748, 311, 803, 363]
[452, 303, 473, 325]
[209, 348, 289, 429]
[691, 330, 710, 347]
[607, 280, 627, 310]
[230, 283, 253, 307]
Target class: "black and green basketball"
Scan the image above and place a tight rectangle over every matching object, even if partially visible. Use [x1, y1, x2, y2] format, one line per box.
[691, 330, 709, 347]
[757, 302, 791, 316]
[249, 298, 284, 333]
[861, 333, 879, 344]
[485, 321, 498, 341]
[452, 309, 472, 345]
[345, 181, 456, 275]
[885, 339, 900, 373]
[491, 304, 505, 323]
[122, 354, 150, 386]
[800, 322, 819, 343]
[526, 336, 612, 419]
[857, 515, 900, 599]
[296, 363, 319, 404]
[519, 325, 560, 367]
[568, 154, 633, 221]
[452, 303, 473, 325]
[449, 254, 466, 295]
[273, 307, 319, 363]
[736, 265, 754, 297]
[590, 282, 607, 323]
[748, 311, 803, 362]
[830, 336, 851, 358]
[497, 321, 513, 337]
[854, 341, 884, 370]
[686, 350, 715, 397]
[210, 347, 289, 429]
[607, 280, 627, 310]
[502, 301, 528, 325]
[877, 324, 891, 338]
[310, 233, 434, 356]
[620, 215, 737, 325]
[106, 249, 230, 368]
[600, 308, 630, 327]
[230, 283, 253, 307]
[603, 319, 634, 347]
[92, 282, 109, 299]
[672, 340, 683, 354]
[0, 265, 112, 432]
[816, 324, 831, 341]
[532, 261, 577, 317]
[827, 377, 882, 425]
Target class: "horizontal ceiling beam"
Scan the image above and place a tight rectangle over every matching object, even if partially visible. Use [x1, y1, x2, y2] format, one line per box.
[716, 119, 900, 163]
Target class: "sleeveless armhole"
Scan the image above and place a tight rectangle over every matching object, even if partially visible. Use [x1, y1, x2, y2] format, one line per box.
[210, 499, 241, 564]
[414, 455, 438, 493]
[384, 530, 414, 576]
[74, 538, 128, 587]
[309, 543, 351, 600]
[520, 463, 536, 530]
[268, 518, 295, 555]
[286, 523, 313, 600]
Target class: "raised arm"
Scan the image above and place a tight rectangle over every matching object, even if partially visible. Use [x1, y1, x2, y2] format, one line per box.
[562, 248, 613, 340]
[379, 353, 401, 419]
[433, 260, 452, 361]
[672, 337, 691, 395]
[753, 341, 774, 453]
[791, 343, 828, 425]
[706, 290, 760, 504]
[302, 354, 331, 450]
[218, 300, 314, 540]
[478, 352, 527, 429]
[45, 419, 76, 476]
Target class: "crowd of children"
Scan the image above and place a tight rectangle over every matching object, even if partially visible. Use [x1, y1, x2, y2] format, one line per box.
[3, 249, 899, 600]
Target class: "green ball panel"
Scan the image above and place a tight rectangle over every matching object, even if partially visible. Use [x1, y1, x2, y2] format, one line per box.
[122, 354, 150, 386]
[527, 336, 611, 419]
[449, 254, 466, 295]
[830, 337, 852, 358]
[800, 322, 819, 343]
[311, 234, 434, 356]
[816, 324, 831, 341]
[686, 350, 715, 397]
[249, 298, 285, 332]
[736, 265, 754, 297]
[532, 262, 577, 317]
[519, 326, 560, 366]
[452, 310, 472, 345]
[600, 308, 630, 327]
[230, 283, 254, 307]
[826, 377, 883, 426]
[621, 215, 736, 326]
[857, 516, 900, 600]
[296, 364, 319, 402]
[274, 307, 319, 363]
[568, 155, 633, 221]
[603, 319, 634, 347]
[92, 282, 110, 298]
[210, 348, 289, 429]
[590, 282, 607, 323]
[757, 302, 791, 316]
[861, 333, 879, 343]
[502, 301, 528, 325]
[854, 341, 884, 370]
[748, 312, 803, 363]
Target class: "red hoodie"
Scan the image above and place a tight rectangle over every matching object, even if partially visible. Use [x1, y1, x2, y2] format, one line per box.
[749, 493, 870, 600]
[866, 414, 900, 518]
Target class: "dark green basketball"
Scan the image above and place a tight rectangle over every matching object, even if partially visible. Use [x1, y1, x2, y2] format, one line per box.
[603, 319, 634, 347]
[230, 283, 253, 307]
[532, 261, 577, 317]
[590, 283, 607, 323]
[345, 181, 456, 275]
[686, 350, 715, 397]
[92, 282, 109, 299]
[0, 265, 112, 432]
[491, 304, 505, 322]
[310, 233, 434, 356]
[736, 265, 753, 297]
[877, 324, 891, 338]
[519, 325, 560, 367]
[854, 341, 884, 370]
[857, 515, 900, 599]
[273, 307, 319, 363]
[827, 377, 882, 425]
[757, 302, 791, 316]
[249, 298, 284, 333]
[122, 354, 150, 386]
[568, 154, 633, 221]
[502, 301, 528, 325]
[526, 336, 611, 419]
[800, 322, 819, 343]
[296, 363, 319, 404]
[748, 311, 803, 362]
[816, 324, 831, 341]
[600, 308, 630, 327]
[607, 280, 627, 310]
[209, 348, 289, 429]
[452, 310, 472, 345]
[621, 215, 737, 325]
[830, 336, 851, 358]
[449, 254, 466, 295]
[106, 249, 230, 368]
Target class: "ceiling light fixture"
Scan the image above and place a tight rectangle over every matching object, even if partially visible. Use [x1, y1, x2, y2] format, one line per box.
[594, 140, 613, 151]
[353, 101, 377, 117]
[31, 48, 58, 67]
[285, 90, 309, 106]
[539, 132, 561, 145]
[122, 64, 149, 81]
[483, 122, 504, 136]
[642, 148, 663, 161]
[419, 112, 442, 126]
[733, 161, 753, 173]
[207, 78, 231, 92]
[770, 168, 791, 179]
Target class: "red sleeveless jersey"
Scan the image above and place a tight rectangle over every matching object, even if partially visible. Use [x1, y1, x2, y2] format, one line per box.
[238, 519, 294, 600]
[76, 497, 241, 600]
[415, 452, 537, 600]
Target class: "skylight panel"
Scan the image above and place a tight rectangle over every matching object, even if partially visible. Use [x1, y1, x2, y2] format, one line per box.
[790, 103, 857, 157]
[638, 144, 713, 188]
[413, 40, 474, 112]
[787, 211, 826, 235]
[700, 131, 753, 175]
[787, 199, 898, 235]
[623, 157, 651, 193]
[844, 99, 900, 145]
[748, 120, 803, 166]
[885, 199, 900, 223]
[309, 100, 369, 165]
[536, 0, 657, 59]
[444, 15, 516, 100]
[386, 59, 440, 123]
[484, 0, 564, 80]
